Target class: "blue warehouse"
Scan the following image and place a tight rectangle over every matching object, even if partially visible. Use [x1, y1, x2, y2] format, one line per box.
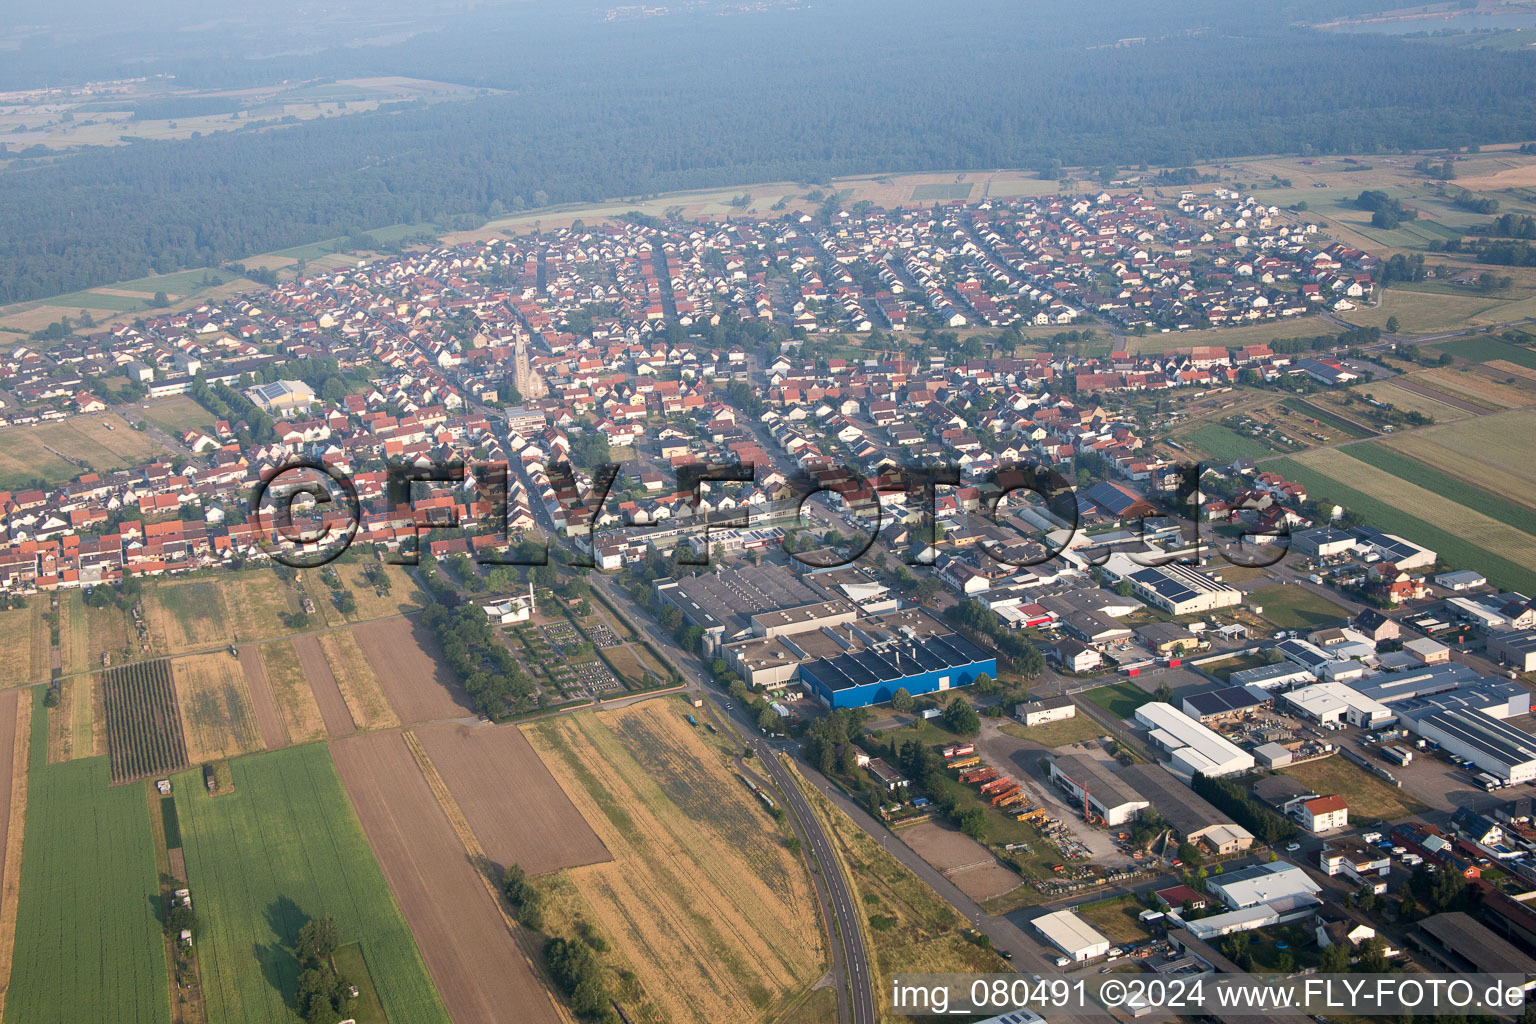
[799, 632, 996, 709]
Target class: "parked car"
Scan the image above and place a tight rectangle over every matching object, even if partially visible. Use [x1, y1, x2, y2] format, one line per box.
[1286, 842, 1302, 852]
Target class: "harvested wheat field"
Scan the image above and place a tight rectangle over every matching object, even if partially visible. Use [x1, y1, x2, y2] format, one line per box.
[294, 634, 357, 736]
[1486, 359, 1536, 383]
[76, 596, 141, 666]
[146, 573, 295, 653]
[900, 822, 1022, 903]
[1385, 408, 1536, 503]
[414, 721, 609, 876]
[1296, 447, 1536, 567]
[1420, 366, 1536, 409]
[171, 653, 265, 763]
[236, 646, 287, 749]
[330, 731, 562, 1024]
[259, 640, 327, 744]
[524, 703, 825, 1024]
[0, 689, 29, 1008]
[351, 617, 474, 724]
[1358, 379, 1471, 421]
[0, 603, 48, 687]
[44, 675, 97, 763]
[334, 561, 429, 620]
[316, 630, 396, 730]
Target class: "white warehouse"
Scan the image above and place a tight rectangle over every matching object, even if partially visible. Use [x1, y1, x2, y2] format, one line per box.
[1031, 909, 1111, 962]
[1134, 701, 1255, 778]
[1406, 708, 1536, 784]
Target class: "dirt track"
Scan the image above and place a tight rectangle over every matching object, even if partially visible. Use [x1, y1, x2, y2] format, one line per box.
[351, 617, 475, 724]
[292, 634, 355, 736]
[0, 689, 18, 896]
[330, 731, 561, 1024]
[236, 647, 287, 748]
[415, 722, 610, 876]
[901, 821, 1022, 903]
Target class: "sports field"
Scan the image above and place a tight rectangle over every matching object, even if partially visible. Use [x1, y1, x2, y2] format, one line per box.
[136, 396, 213, 436]
[1272, 454, 1536, 594]
[1177, 424, 1278, 462]
[0, 414, 165, 489]
[6, 745, 168, 1024]
[173, 744, 451, 1024]
[525, 703, 825, 1024]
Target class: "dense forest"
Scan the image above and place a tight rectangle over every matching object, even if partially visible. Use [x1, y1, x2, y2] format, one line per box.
[4, 0, 1536, 303]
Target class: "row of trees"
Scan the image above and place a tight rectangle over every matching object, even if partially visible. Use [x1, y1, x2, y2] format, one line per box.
[420, 602, 535, 717]
[1190, 771, 1299, 846]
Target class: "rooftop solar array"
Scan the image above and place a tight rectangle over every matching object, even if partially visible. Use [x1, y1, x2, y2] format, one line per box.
[802, 632, 990, 691]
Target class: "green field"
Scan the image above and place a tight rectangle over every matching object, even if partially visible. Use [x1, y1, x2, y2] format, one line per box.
[1346, 443, 1536, 536]
[1178, 424, 1280, 462]
[911, 183, 975, 201]
[1432, 336, 1536, 370]
[7, 697, 170, 1024]
[174, 745, 450, 1024]
[1247, 585, 1352, 631]
[1084, 681, 1150, 720]
[1271, 457, 1536, 594]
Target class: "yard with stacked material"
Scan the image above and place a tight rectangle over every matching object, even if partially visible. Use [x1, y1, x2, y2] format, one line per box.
[173, 744, 451, 1024]
[0, 413, 166, 489]
[413, 721, 610, 876]
[145, 574, 296, 654]
[1277, 449, 1536, 594]
[102, 659, 189, 783]
[329, 731, 561, 1024]
[170, 653, 264, 764]
[350, 616, 474, 724]
[524, 703, 826, 1024]
[7, 704, 168, 1024]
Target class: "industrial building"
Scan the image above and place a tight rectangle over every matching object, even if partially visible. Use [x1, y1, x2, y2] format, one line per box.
[1181, 685, 1269, 724]
[1030, 909, 1111, 962]
[1207, 862, 1321, 912]
[1489, 629, 1536, 673]
[1229, 662, 1313, 690]
[1119, 763, 1254, 854]
[656, 565, 839, 644]
[1415, 913, 1536, 984]
[1016, 695, 1076, 727]
[1134, 702, 1255, 778]
[1291, 527, 1358, 559]
[1404, 708, 1536, 784]
[1354, 525, 1437, 571]
[799, 630, 995, 709]
[1124, 563, 1241, 616]
[245, 378, 316, 416]
[1281, 682, 1394, 728]
[1047, 754, 1149, 826]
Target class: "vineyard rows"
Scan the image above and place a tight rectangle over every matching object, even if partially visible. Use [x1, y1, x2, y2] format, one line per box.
[102, 659, 189, 783]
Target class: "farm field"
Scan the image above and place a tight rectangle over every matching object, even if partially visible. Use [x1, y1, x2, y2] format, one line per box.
[0, 413, 166, 489]
[1384, 408, 1536, 500]
[1432, 336, 1536, 370]
[0, 601, 48, 687]
[1355, 380, 1472, 422]
[351, 617, 473, 724]
[1291, 448, 1536, 585]
[1342, 287, 1503, 334]
[1247, 585, 1352, 631]
[293, 634, 358, 735]
[7, 749, 168, 1024]
[331, 560, 428, 620]
[1281, 756, 1428, 822]
[524, 703, 825, 1024]
[170, 653, 263, 764]
[257, 640, 327, 745]
[1123, 318, 1338, 356]
[329, 731, 561, 1024]
[146, 574, 295, 653]
[173, 744, 451, 1024]
[413, 721, 609, 876]
[136, 396, 213, 436]
[0, 689, 25, 1000]
[45, 673, 98, 763]
[235, 647, 288, 749]
[999, 715, 1105, 748]
[102, 660, 189, 783]
[1345, 443, 1536, 536]
[900, 821, 1021, 902]
[69, 592, 141, 668]
[1417, 366, 1536, 409]
[1279, 398, 1373, 439]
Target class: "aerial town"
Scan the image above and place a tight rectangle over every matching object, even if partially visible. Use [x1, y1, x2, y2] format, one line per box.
[2, 180, 1536, 1024]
